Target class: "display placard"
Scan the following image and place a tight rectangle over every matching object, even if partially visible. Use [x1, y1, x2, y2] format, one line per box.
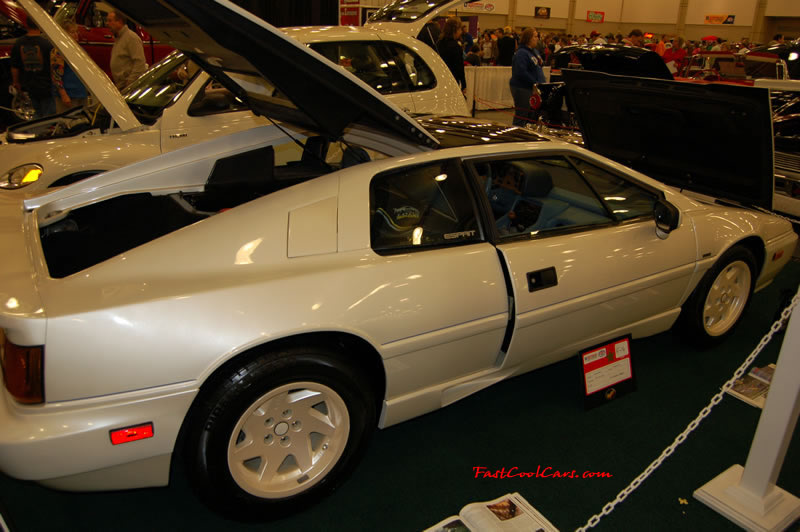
[586, 10, 604, 23]
[580, 336, 635, 409]
[340, 0, 360, 26]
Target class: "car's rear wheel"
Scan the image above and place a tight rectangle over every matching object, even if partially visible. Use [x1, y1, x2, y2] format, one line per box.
[185, 346, 376, 519]
[678, 245, 756, 345]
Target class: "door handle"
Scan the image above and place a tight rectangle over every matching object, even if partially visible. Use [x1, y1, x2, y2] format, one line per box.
[526, 267, 557, 292]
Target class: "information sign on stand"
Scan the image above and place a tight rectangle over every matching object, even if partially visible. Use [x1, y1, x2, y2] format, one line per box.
[580, 336, 635, 409]
[339, 0, 360, 26]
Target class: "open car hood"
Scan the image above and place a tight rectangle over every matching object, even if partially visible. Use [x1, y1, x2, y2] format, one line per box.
[16, 0, 142, 131]
[103, 0, 437, 148]
[563, 70, 775, 210]
[364, 0, 461, 39]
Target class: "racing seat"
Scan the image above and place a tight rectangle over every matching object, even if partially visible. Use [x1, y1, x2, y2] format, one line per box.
[204, 145, 276, 208]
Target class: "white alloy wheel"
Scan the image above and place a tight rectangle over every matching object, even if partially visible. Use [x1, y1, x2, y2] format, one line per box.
[702, 259, 752, 337]
[227, 381, 350, 499]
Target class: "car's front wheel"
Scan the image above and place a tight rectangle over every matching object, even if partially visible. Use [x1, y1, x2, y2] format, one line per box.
[678, 245, 756, 345]
[185, 346, 376, 519]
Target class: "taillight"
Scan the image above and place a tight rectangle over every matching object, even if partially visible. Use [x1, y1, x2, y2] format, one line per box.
[0, 330, 44, 404]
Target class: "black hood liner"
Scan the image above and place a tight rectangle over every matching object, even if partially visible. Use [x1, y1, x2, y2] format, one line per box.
[107, 0, 437, 148]
[563, 70, 774, 210]
[553, 45, 674, 81]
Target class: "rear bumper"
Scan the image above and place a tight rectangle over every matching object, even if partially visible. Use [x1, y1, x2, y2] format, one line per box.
[0, 382, 197, 490]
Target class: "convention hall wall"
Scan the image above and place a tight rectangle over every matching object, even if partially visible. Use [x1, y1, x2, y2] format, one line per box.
[359, 0, 799, 43]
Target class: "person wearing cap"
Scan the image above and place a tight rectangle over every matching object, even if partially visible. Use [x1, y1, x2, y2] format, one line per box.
[590, 30, 607, 45]
[622, 29, 644, 47]
[497, 26, 516, 66]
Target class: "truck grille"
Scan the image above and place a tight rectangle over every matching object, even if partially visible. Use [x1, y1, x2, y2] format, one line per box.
[775, 151, 800, 179]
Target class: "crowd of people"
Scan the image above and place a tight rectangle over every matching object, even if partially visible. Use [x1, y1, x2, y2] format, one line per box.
[433, 21, 793, 73]
[9, 9, 145, 120]
[426, 17, 795, 126]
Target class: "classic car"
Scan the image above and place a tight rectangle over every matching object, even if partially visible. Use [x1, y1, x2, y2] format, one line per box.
[0, 1, 466, 193]
[750, 39, 800, 80]
[678, 50, 790, 84]
[0, 0, 172, 77]
[754, 78, 800, 216]
[0, 0, 795, 520]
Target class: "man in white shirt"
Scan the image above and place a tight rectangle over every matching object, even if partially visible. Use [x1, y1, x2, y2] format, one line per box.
[106, 10, 146, 90]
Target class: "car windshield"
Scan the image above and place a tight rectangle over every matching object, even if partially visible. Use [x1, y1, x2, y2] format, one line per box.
[53, 2, 77, 25]
[369, 0, 452, 23]
[122, 51, 196, 122]
[54, 1, 113, 27]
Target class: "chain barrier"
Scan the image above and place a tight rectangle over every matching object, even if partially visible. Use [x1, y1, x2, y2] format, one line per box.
[575, 286, 800, 532]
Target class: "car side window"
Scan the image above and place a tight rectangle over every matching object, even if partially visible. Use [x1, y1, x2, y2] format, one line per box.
[371, 160, 482, 253]
[570, 158, 658, 221]
[310, 41, 410, 95]
[477, 156, 612, 238]
[189, 78, 249, 116]
[381, 42, 436, 92]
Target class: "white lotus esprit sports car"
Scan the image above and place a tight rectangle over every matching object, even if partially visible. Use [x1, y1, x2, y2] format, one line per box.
[0, 0, 796, 520]
[0, 0, 466, 194]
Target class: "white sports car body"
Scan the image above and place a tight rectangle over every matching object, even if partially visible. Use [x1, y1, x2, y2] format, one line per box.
[0, 0, 796, 519]
[0, 0, 466, 193]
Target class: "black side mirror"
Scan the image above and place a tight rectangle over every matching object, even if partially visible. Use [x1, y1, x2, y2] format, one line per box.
[654, 198, 679, 239]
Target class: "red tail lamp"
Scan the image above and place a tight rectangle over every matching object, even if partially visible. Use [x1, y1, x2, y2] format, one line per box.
[0, 332, 44, 404]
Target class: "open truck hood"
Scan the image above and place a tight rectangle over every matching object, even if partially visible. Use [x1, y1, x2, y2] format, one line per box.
[563, 69, 775, 210]
[16, 0, 142, 131]
[364, 0, 461, 40]
[103, 0, 437, 148]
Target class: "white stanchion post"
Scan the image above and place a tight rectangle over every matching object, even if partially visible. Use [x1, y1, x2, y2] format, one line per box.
[694, 303, 800, 531]
[465, 66, 476, 117]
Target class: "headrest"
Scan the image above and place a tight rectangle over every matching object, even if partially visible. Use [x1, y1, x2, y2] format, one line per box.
[516, 161, 553, 197]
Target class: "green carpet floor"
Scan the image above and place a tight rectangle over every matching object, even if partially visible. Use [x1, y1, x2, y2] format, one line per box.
[1, 260, 798, 532]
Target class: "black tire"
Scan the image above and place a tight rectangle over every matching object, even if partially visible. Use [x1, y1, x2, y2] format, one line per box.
[185, 346, 376, 520]
[677, 245, 756, 346]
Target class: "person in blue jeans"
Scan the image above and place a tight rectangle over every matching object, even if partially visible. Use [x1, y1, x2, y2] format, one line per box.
[51, 22, 88, 114]
[509, 28, 545, 127]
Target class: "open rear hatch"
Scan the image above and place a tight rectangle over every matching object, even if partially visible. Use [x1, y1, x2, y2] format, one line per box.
[563, 69, 775, 210]
[364, 0, 462, 38]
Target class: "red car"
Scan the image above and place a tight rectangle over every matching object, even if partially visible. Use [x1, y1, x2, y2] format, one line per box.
[0, 0, 172, 75]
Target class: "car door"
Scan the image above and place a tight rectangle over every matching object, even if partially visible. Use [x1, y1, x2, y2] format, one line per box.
[160, 70, 265, 153]
[73, 0, 116, 75]
[348, 157, 509, 401]
[466, 152, 698, 371]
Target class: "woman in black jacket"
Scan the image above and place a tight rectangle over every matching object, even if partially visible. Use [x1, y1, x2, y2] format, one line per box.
[437, 17, 466, 92]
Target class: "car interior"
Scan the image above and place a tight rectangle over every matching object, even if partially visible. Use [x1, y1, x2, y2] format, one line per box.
[485, 158, 614, 236]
